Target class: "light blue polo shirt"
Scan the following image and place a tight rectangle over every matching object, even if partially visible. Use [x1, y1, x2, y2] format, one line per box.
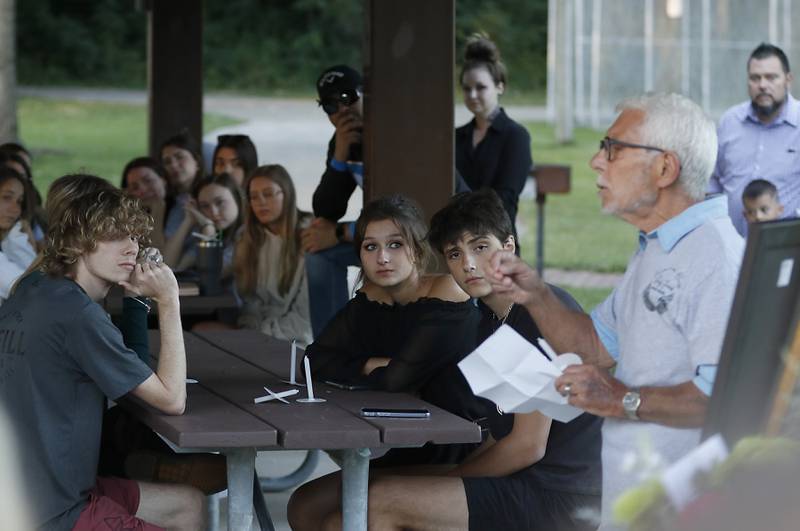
[590, 195, 743, 528]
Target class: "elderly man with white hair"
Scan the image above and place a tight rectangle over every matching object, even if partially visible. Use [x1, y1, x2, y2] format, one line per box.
[488, 93, 743, 529]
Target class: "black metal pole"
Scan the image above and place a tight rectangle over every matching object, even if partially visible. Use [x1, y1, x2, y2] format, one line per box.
[536, 193, 546, 276]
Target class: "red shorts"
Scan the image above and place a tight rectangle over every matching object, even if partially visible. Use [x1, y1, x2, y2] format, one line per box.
[72, 477, 165, 531]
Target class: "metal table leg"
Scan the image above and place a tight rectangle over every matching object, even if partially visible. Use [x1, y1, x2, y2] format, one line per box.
[340, 448, 371, 531]
[226, 448, 256, 530]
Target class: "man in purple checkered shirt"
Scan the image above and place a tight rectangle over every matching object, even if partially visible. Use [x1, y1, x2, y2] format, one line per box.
[710, 42, 800, 236]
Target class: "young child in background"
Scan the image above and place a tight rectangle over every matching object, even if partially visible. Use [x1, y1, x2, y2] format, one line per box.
[742, 178, 785, 223]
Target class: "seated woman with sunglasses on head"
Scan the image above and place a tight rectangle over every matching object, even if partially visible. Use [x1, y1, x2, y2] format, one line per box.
[212, 134, 259, 188]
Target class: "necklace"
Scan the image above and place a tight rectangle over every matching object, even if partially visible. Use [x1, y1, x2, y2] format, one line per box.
[494, 303, 514, 324]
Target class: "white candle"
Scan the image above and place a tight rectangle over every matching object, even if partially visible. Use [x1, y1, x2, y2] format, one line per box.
[254, 389, 299, 404]
[537, 338, 558, 361]
[303, 356, 315, 400]
[290, 339, 297, 384]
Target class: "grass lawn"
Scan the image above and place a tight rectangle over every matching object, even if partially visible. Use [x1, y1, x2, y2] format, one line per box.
[18, 97, 239, 195]
[564, 286, 614, 313]
[517, 121, 638, 273]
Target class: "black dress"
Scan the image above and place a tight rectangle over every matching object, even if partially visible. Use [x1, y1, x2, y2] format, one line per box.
[307, 291, 488, 463]
[307, 291, 481, 392]
[461, 286, 603, 531]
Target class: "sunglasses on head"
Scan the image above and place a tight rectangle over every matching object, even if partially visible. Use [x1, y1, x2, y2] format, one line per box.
[217, 134, 250, 144]
[318, 89, 361, 115]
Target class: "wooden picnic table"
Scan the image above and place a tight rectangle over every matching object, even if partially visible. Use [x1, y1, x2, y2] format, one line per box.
[123, 329, 481, 530]
[103, 285, 239, 316]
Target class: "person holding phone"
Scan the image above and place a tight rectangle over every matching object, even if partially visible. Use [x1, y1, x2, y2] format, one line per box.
[302, 64, 365, 338]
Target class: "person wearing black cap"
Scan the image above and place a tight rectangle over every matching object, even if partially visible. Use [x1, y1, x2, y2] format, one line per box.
[301, 64, 365, 337]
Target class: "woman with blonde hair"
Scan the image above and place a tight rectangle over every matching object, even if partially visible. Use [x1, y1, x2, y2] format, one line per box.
[234, 164, 313, 346]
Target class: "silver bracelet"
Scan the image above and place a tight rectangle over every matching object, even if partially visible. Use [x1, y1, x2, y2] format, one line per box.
[129, 296, 152, 314]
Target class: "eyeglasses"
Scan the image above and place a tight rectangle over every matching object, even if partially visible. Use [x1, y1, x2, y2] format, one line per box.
[249, 189, 283, 202]
[599, 136, 666, 161]
[317, 89, 361, 115]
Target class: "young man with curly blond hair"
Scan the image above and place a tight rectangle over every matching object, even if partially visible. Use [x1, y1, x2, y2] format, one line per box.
[0, 174, 204, 530]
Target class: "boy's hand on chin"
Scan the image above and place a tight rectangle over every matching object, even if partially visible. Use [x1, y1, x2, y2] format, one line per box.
[120, 262, 179, 303]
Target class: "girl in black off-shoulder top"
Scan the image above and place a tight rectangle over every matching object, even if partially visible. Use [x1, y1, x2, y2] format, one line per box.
[305, 195, 484, 417]
[308, 290, 479, 392]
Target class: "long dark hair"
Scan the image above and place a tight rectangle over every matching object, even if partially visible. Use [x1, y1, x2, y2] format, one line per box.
[191, 173, 244, 247]
[159, 130, 204, 195]
[120, 156, 167, 191]
[213, 134, 258, 180]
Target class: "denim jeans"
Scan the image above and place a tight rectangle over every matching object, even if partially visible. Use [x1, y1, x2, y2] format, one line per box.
[306, 241, 360, 337]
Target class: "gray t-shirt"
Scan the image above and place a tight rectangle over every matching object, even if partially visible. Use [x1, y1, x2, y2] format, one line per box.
[590, 196, 743, 529]
[0, 272, 153, 530]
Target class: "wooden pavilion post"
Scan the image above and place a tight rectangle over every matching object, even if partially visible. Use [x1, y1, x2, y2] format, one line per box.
[363, 0, 455, 220]
[146, 0, 203, 157]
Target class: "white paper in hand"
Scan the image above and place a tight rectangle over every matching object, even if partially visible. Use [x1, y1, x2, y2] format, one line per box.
[458, 324, 584, 423]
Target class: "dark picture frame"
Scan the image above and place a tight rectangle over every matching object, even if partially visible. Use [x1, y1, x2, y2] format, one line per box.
[703, 218, 800, 444]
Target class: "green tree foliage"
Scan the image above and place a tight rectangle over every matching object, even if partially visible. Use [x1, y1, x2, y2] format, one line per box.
[17, 0, 547, 94]
[17, 0, 147, 86]
[456, 0, 548, 94]
[203, 0, 363, 93]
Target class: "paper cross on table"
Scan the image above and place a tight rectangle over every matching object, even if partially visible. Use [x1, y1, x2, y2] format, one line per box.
[458, 324, 584, 423]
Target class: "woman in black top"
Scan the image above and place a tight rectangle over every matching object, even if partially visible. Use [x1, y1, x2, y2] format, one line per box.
[305, 194, 479, 392]
[315, 190, 602, 531]
[455, 34, 532, 243]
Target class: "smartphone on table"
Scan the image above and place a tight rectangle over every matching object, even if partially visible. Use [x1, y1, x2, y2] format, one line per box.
[360, 407, 431, 419]
[323, 379, 372, 391]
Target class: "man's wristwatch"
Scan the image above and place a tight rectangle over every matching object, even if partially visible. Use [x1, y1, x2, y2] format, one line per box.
[622, 389, 641, 420]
